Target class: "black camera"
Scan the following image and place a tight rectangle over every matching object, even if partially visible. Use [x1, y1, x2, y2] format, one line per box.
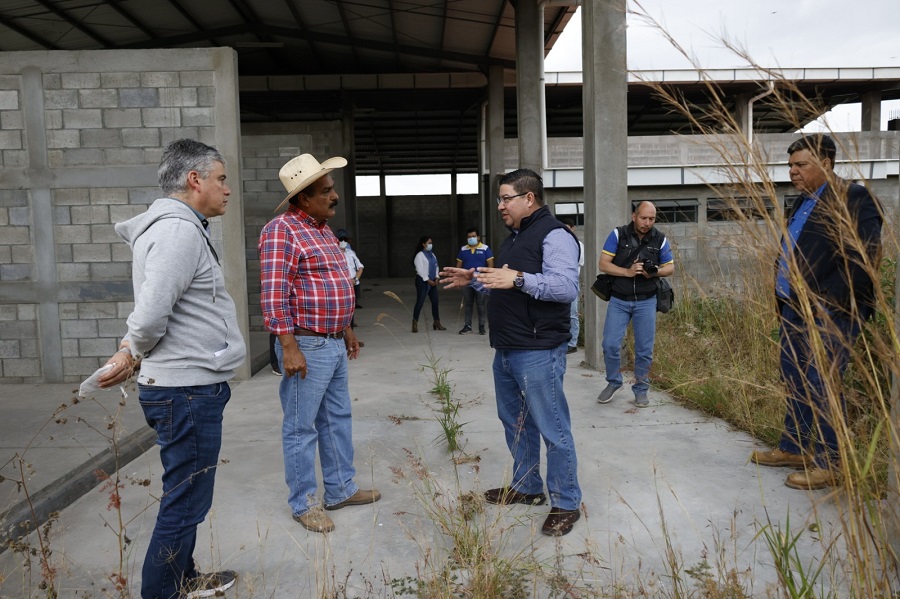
[642, 260, 658, 275]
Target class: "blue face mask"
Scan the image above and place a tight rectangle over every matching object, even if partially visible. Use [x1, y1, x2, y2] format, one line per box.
[467, 237, 478, 246]
[425, 243, 433, 252]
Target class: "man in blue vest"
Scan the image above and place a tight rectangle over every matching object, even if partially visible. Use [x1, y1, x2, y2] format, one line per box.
[751, 134, 882, 490]
[440, 169, 582, 536]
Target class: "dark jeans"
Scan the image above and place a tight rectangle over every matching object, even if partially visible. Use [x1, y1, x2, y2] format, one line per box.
[138, 382, 230, 599]
[412, 277, 440, 322]
[778, 305, 861, 468]
[462, 285, 486, 329]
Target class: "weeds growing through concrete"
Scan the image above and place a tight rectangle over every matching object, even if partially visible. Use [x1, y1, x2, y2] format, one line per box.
[381, 290, 469, 454]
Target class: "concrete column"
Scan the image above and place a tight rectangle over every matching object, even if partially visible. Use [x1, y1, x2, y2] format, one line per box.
[213, 48, 251, 381]
[450, 173, 459, 251]
[341, 93, 358, 234]
[514, 0, 544, 173]
[380, 174, 392, 276]
[487, 64, 506, 250]
[582, 0, 628, 369]
[861, 91, 881, 132]
[733, 93, 751, 136]
[22, 67, 63, 381]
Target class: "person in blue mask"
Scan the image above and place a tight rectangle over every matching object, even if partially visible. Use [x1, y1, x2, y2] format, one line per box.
[455, 227, 494, 335]
[412, 236, 445, 332]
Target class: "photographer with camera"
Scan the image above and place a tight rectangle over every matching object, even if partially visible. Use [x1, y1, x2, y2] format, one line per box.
[596, 201, 674, 407]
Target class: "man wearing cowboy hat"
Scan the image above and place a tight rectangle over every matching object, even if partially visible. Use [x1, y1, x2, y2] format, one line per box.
[259, 154, 380, 533]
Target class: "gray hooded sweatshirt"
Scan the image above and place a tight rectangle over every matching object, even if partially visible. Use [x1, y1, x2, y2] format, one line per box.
[115, 198, 246, 386]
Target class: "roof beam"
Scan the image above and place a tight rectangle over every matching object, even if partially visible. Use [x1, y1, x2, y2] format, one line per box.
[31, 0, 115, 47]
[98, 0, 157, 40]
[165, 0, 204, 31]
[0, 13, 61, 49]
[225, 0, 290, 71]
[387, 0, 401, 70]
[122, 23, 515, 68]
[438, 0, 448, 62]
[335, 0, 362, 71]
[483, 0, 506, 61]
[280, 0, 326, 70]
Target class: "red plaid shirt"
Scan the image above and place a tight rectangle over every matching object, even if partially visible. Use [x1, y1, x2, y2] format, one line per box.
[259, 206, 354, 335]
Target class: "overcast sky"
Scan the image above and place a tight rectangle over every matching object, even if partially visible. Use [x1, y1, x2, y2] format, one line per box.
[361, 3, 898, 195]
[545, 2, 900, 130]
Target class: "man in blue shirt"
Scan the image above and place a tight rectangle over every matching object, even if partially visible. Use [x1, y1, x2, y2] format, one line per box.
[440, 169, 582, 536]
[596, 201, 674, 408]
[751, 134, 882, 491]
[455, 227, 494, 334]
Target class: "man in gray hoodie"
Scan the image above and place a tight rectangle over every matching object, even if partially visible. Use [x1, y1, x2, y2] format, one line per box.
[99, 139, 245, 599]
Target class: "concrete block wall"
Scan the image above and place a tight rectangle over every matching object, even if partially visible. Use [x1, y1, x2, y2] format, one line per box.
[545, 132, 900, 170]
[543, 132, 898, 294]
[0, 49, 246, 384]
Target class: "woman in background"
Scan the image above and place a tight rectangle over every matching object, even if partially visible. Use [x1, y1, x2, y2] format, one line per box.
[412, 236, 445, 332]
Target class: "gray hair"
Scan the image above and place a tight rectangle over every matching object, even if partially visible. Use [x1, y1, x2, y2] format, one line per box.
[157, 139, 225, 196]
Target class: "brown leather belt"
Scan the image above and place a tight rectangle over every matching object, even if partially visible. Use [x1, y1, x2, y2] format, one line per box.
[294, 328, 344, 340]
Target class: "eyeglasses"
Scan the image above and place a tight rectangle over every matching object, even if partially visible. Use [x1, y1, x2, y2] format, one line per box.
[496, 192, 527, 206]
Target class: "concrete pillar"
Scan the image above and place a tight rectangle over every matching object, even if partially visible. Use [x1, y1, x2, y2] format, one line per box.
[514, 0, 544, 173]
[581, 0, 628, 369]
[21, 66, 63, 381]
[380, 174, 392, 276]
[487, 64, 506, 250]
[342, 94, 358, 235]
[450, 173, 459, 251]
[861, 91, 881, 132]
[733, 93, 751, 136]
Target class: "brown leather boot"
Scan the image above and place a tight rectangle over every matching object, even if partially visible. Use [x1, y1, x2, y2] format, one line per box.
[433, 320, 446, 331]
[411, 319, 418, 333]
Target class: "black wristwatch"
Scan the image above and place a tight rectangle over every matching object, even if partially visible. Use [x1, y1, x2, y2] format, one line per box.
[513, 271, 525, 289]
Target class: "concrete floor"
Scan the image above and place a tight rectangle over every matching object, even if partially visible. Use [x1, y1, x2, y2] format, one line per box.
[0, 279, 844, 598]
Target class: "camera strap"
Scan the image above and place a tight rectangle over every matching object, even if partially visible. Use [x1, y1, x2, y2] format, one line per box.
[611, 225, 663, 268]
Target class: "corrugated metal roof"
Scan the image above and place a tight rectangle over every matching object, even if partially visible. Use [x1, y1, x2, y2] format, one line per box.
[2, 2, 897, 176]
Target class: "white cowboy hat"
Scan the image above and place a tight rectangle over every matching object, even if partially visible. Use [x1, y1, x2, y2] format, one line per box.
[275, 154, 347, 213]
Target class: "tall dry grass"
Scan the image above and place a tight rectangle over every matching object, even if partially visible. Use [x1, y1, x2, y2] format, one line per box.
[629, 2, 900, 593]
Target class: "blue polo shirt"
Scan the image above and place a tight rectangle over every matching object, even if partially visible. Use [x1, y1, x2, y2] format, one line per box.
[456, 243, 493, 270]
[776, 182, 827, 299]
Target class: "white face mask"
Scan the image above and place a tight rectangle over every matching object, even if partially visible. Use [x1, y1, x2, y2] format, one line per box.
[339, 241, 348, 249]
[425, 243, 433, 252]
[467, 237, 478, 246]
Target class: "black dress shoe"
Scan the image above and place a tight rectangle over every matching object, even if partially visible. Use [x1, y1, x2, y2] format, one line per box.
[541, 508, 581, 536]
[484, 487, 546, 506]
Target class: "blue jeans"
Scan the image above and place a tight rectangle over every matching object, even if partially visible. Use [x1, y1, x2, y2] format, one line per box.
[602, 296, 657, 395]
[492, 343, 581, 511]
[778, 304, 861, 468]
[138, 382, 230, 599]
[568, 297, 579, 348]
[276, 336, 358, 516]
[413, 277, 440, 322]
[462, 285, 487, 329]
